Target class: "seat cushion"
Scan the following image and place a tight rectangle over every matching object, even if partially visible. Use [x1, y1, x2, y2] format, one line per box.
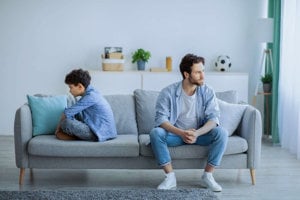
[28, 135, 139, 157]
[139, 134, 248, 159]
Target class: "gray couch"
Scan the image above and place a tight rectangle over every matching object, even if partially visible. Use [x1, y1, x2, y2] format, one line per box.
[14, 89, 262, 185]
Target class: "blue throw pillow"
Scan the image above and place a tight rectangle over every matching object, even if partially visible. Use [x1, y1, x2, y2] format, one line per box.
[27, 95, 67, 136]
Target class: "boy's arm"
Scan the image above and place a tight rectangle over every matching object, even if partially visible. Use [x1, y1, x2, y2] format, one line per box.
[55, 113, 66, 134]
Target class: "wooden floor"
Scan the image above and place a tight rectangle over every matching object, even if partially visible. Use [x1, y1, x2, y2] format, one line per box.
[1, 136, 300, 200]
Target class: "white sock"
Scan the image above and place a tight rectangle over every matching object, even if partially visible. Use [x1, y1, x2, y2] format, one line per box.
[203, 171, 212, 177]
[166, 172, 175, 177]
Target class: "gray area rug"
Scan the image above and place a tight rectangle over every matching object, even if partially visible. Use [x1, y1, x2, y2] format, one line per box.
[0, 188, 219, 200]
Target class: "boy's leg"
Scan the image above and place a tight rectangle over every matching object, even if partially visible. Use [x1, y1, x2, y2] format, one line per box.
[56, 128, 78, 140]
[60, 119, 97, 141]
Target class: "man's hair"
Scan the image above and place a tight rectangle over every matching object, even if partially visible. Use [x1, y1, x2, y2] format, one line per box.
[179, 54, 205, 79]
[65, 69, 91, 88]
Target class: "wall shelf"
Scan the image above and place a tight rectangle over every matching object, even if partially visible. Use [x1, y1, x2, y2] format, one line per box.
[89, 70, 249, 103]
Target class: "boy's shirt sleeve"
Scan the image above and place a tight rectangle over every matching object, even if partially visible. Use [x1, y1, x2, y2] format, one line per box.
[64, 94, 95, 119]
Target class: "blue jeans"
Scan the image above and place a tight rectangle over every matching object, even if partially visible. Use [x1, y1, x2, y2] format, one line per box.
[149, 127, 228, 167]
[60, 118, 97, 141]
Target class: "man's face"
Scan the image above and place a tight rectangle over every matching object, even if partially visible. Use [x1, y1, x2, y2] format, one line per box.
[187, 62, 205, 86]
[68, 84, 85, 97]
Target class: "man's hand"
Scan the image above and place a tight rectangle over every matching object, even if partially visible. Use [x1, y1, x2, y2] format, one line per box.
[181, 129, 197, 144]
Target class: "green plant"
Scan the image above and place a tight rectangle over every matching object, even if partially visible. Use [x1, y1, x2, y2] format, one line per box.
[131, 48, 151, 63]
[261, 73, 273, 83]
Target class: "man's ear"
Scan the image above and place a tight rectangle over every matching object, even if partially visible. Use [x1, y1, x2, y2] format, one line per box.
[183, 71, 189, 79]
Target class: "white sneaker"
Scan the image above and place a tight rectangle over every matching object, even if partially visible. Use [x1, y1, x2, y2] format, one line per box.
[199, 172, 222, 192]
[157, 172, 177, 190]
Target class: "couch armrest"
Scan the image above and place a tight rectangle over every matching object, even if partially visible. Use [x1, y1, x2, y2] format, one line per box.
[238, 105, 262, 169]
[14, 104, 33, 168]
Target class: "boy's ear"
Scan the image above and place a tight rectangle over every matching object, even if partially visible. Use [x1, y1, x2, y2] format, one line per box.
[78, 83, 85, 90]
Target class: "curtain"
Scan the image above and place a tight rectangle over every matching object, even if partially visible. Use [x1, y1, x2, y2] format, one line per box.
[268, 0, 281, 143]
[279, 0, 300, 158]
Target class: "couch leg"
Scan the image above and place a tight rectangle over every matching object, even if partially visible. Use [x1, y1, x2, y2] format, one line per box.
[19, 168, 25, 185]
[250, 169, 255, 185]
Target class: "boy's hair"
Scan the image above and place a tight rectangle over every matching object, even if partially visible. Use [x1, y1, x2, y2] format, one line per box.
[179, 54, 205, 79]
[65, 69, 91, 88]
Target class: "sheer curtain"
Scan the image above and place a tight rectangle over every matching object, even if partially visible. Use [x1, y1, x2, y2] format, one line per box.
[279, 0, 300, 159]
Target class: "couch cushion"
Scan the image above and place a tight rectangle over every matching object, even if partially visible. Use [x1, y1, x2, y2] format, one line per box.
[104, 95, 138, 135]
[134, 89, 159, 135]
[139, 134, 248, 159]
[27, 95, 67, 136]
[217, 99, 247, 136]
[134, 89, 239, 135]
[28, 135, 139, 157]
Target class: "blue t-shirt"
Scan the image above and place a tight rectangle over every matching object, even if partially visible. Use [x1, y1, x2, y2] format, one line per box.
[64, 85, 117, 142]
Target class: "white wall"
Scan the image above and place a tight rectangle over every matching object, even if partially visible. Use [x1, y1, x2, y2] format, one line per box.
[0, 0, 266, 135]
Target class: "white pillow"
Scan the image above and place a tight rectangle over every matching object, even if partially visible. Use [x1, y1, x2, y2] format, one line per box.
[215, 90, 238, 104]
[217, 99, 247, 136]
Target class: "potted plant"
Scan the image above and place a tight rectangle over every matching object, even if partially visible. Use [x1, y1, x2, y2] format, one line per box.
[132, 48, 151, 70]
[261, 73, 272, 93]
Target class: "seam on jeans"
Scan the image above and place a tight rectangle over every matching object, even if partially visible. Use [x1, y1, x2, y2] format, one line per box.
[160, 161, 171, 167]
[208, 162, 217, 167]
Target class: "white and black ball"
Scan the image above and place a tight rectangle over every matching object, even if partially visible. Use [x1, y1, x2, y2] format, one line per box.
[215, 55, 232, 72]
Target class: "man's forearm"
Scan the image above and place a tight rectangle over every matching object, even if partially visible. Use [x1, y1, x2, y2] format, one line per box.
[195, 120, 217, 137]
[160, 122, 185, 136]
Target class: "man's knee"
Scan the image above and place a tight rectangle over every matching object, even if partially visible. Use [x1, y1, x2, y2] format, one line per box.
[214, 126, 228, 142]
[149, 127, 166, 141]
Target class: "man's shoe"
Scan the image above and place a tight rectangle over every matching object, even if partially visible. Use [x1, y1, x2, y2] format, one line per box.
[157, 172, 177, 190]
[199, 172, 222, 192]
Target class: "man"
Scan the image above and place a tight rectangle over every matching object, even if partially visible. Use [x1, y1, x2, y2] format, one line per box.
[55, 69, 117, 142]
[149, 54, 228, 192]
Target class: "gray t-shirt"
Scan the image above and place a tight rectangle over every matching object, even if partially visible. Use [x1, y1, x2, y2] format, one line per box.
[174, 88, 198, 130]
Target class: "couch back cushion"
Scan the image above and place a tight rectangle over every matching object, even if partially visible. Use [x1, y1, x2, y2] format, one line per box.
[134, 89, 159, 135]
[133, 89, 239, 135]
[104, 95, 138, 135]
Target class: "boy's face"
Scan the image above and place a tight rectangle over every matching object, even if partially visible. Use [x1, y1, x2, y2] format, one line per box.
[68, 84, 85, 97]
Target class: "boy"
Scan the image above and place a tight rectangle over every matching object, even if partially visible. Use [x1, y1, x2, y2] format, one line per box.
[55, 69, 117, 142]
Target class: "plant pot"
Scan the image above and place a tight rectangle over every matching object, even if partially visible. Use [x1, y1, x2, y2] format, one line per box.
[137, 60, 146, 71]
[263, 83, 272, 93]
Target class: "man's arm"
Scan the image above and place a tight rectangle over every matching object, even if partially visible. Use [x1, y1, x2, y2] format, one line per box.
[195, 120, 217, 137]
[160, 121, 197, 144]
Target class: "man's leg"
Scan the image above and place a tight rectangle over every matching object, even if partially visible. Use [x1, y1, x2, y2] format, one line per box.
[149, 127, 184, 190]
[195, 126, 228, 192]
[59, 119, 97, 141]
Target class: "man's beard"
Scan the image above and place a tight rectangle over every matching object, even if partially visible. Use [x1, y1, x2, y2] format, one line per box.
[188, 76, 204, 86]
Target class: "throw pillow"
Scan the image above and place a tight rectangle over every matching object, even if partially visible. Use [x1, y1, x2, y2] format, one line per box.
[27, 95, 67, 136]
[217, 99, 247, 136]
[215, 90, 238, 104]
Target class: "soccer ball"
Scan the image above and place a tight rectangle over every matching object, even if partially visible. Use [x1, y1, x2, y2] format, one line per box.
[214, 55, 232, 72]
